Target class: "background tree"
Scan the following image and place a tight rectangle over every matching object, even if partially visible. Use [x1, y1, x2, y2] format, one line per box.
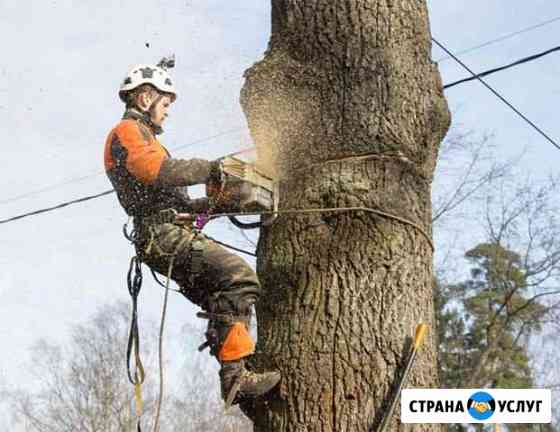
[6, 303, 160, 432]
[432, 128, 515, 227]
[434, 175, 560, 432]
[4, 303, 251, 432]
[240, 1, 450, 431]
[438, 243, 544, 390]
[532, 314, 560, 428]
[434, 277, 470, 391]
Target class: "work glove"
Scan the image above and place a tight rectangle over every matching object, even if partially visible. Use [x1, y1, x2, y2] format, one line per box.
[206, 158, 226, 203]
[214, 187, 243, 213]
[206, 180, 243, 214]
[208, 159, 224, 184]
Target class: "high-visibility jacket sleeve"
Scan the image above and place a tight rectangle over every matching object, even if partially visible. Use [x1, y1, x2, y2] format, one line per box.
[112, 120, 216, 187]
[113, 121, 167, 184]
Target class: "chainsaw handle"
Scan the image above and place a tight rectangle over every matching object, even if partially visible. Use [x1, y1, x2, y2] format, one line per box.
[228, 216, 262, 230]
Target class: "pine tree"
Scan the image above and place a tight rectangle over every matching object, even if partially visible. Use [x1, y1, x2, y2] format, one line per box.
[436, 243, 551, 432]
[437, 243, 546, 389]
[461, 243, 545, 389]
[434, 278, 470, 389]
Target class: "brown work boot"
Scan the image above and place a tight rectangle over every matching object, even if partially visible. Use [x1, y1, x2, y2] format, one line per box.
[219, 359, 281, 407]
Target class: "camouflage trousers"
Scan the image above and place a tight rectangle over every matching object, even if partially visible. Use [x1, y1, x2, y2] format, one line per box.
[134, 221, 260, 319]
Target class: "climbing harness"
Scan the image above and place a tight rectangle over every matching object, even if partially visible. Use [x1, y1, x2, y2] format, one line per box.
[152, 246, 182, 432]
[121, 194, 434, 429]
[121, 178, 235, 429]
[189, 236, 205, 287]
[123, 210, 198, 432]
[126, 256, 145, 432]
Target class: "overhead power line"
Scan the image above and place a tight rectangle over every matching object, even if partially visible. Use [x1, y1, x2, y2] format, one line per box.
[436, 15, 560, 62]
[0, 190, 115, 224]
[0, 127, 245, 206]
[433, 37, 560, 152]
[444, 44, 560, 89]
[4, 40, 560, 225]
[168, 126, 245, 152]
[0, 172, 101, 206]
[0, 127, 247, 224]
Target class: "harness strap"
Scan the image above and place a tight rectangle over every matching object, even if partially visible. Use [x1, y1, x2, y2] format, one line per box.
[122, 208, 212, 431]
[137, 208, 178, 226]
[152, 234, 191, 432]
[126, 256, 146, 431]
[189, 237, 205, 286]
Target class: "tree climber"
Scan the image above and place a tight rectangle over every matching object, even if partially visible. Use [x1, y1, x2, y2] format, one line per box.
[103, 61, 281, 407]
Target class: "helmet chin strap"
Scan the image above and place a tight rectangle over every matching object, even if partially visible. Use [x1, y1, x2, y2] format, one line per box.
[148, 94, 164, 124]
[131, 93, 165, 135]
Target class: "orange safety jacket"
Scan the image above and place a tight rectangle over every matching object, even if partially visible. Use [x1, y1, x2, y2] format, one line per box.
[104, 110, 215, 217]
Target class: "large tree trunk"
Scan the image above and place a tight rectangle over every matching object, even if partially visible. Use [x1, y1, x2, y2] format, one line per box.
[240, 1, 450, 431]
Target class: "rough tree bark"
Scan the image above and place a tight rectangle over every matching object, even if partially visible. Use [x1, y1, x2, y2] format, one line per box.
[240, 1, 450, 431]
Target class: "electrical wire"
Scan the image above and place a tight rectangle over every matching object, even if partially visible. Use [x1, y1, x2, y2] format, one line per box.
[0, 172, 102, 205]
[168, 126, 244, 152]
[4, 41, 560, 224]
[0, 189, 115, 224]
[433, 37, 560, 152]
[0, 127, 245, 206]
[436, 15, 560, 62]
[443, 44, 560, 89]
[0, 128, 246, 223]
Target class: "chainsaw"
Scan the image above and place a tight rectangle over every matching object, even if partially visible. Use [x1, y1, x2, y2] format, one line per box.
[206, 154, 278, 227]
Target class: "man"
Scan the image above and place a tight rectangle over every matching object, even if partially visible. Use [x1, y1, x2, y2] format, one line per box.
[104, 60, 281, 407]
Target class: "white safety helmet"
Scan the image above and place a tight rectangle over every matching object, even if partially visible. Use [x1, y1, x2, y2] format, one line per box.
[119, 63, 177, 103]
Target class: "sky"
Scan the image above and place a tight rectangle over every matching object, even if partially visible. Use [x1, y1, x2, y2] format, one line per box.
[1, 0, 560, 428]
